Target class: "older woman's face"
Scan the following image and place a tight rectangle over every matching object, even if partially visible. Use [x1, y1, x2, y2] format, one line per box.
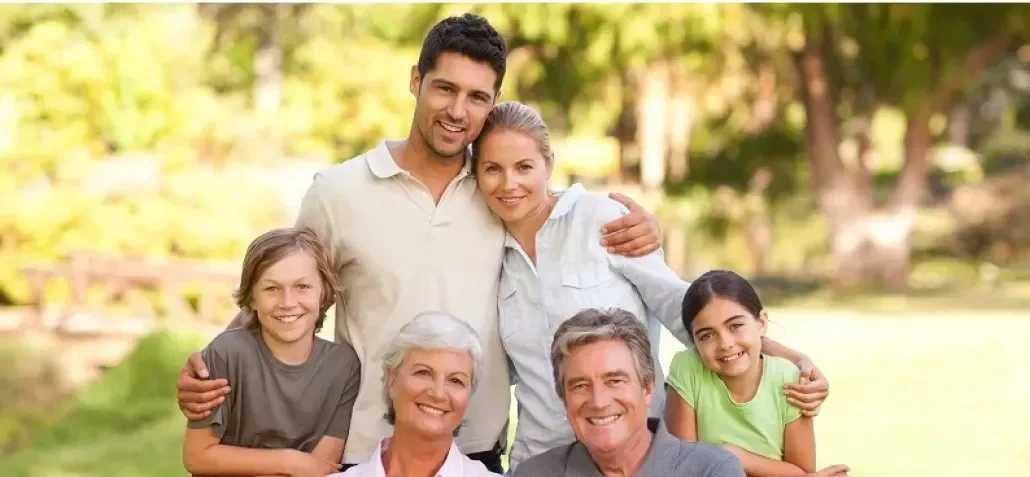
[386, 348, 474, 438]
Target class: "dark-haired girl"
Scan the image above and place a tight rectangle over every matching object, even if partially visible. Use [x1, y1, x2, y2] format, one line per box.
[665, 270, 849, 477]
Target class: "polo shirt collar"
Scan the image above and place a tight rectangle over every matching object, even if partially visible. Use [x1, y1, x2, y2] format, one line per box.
[564, 418, 671, 477]
[366, 140, 472, 180]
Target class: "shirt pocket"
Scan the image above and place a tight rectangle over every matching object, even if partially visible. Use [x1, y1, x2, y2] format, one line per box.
[498, 277, 522, 341]
[555, 262, 617, 331]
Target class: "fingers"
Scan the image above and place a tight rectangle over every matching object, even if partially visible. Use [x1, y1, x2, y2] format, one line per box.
[604, 229, 660, 257]
[784, 376, 829, 395]
[787, 396, 821, 413]
[785, 387, 829, 404]
[816, 464, 850, 476]
[187, 352, 210, 379]
[180, 391, 228, 415]
[177, 370, 229, 394]
[606, 192, 639, 211]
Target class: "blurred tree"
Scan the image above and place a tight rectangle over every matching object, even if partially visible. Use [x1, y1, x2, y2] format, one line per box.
[788, 4, 1026, 290]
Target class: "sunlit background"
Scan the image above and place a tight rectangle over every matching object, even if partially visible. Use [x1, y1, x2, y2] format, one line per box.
[1, 3, 1029, 476]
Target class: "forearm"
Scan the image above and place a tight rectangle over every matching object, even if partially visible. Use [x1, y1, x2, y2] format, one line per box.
[184, 445, 293, 476]
[735, 451, 807, 477]
[761, 337, 806, 365]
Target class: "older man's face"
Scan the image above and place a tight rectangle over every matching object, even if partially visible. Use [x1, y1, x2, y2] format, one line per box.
[561, 339, 653, 455]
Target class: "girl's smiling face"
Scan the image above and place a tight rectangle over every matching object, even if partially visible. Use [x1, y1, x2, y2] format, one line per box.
[689, 297, 767, 378]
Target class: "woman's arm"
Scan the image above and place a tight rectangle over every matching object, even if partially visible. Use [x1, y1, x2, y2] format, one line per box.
[663, 387, 698, 441]
[782, 416, 816, 473]
[605, 243, 692, 345]
[760, 340, 830, 417]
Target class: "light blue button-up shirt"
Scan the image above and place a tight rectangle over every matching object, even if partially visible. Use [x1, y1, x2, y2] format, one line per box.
[498, 184, 692, 470]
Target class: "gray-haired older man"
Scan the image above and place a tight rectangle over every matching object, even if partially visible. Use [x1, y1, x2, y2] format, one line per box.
[513, 308, 744, 477]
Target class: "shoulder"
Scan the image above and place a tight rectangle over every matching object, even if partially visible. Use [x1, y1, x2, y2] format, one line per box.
[316, 338, 361, 373]
[764, 355, 801, 386]
[670, 347, 704, 373]
[511, 444, 573, 476]
[313, 157, 371, 187]
[318, 337, 358, 360]
[204, 328, 258, 359]
[569, 191, 630, 224]
[666, 439, 744, 476]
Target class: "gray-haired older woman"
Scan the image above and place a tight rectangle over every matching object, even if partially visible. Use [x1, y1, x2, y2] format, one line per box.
[330, 311, 500, 477]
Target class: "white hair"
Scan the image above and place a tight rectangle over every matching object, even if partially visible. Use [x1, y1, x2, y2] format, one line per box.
[380, 311, 484, 425]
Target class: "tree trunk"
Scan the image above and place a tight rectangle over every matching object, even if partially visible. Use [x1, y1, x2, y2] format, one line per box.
[253, 5, 283, 114]
[636, 59, 670, 193]
[667, 78, 695, 183]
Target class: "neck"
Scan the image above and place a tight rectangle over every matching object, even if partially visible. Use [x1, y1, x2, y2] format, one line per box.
[260, 329, 313, 366]
[506, 194, 558, 263]
[382, 427, 453, 477]
[395, 129, 465, 189]
[722, 355, 764, 402]
[589, 424, 654, 477]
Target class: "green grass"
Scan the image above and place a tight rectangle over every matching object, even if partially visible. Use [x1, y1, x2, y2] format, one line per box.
[2, 311, 1028, 477]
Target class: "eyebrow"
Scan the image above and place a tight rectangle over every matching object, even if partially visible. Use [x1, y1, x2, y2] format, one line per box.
[411, 363, 470, 379]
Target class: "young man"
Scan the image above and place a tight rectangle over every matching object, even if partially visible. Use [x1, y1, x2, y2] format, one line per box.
[174, 14, 665, 473]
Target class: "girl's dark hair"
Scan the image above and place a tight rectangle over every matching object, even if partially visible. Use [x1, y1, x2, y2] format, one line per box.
[681, 270, 764, 340]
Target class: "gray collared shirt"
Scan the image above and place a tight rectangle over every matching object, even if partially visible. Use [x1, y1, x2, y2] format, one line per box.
[511, 419, 745, 477]
[498, 185, 694, 470]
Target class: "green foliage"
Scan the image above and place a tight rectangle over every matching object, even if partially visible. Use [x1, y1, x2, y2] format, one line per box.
[29, 331, 205, 449]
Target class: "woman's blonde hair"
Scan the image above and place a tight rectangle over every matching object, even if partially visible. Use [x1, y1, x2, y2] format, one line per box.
[472, 101, 555, 169]
[232, 227, 339, 333]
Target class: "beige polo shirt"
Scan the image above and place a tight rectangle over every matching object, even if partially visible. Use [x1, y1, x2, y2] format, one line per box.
[295, 140, 509, 464]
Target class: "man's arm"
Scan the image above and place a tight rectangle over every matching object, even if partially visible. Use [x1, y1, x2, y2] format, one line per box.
[599, 192, 662, 257]
[761, 338, 830, 417]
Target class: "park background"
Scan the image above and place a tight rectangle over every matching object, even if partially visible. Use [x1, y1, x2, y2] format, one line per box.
[1, 3, 1028, 476]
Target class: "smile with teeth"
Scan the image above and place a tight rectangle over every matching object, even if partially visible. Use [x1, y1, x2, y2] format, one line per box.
[417, 403, 448, 416]
[274, 315, 302, 324]
[719, 351, 745, 363]
[497, 196, 524, 205]
[586, 414, 622, 426]
[438, 121, 464, 133]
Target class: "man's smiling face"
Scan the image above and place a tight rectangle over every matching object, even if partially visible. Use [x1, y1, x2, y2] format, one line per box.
[561, 339, 654, 456]
[410, 51, 498, 160]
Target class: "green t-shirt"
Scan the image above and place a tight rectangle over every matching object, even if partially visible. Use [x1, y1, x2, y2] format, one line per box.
[666, 348, 802, 461]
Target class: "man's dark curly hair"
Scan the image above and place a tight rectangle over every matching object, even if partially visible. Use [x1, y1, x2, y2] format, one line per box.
[417, 13, 508, 93]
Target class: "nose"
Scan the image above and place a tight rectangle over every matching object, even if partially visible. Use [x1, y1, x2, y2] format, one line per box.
[501, 171, 518, 190]
[446, 95, 468, 121]
[427, 377, 446, 399]
[278, 288, 297, 308]
[586, 385, 613, 410]
[715, 330, 734, 350]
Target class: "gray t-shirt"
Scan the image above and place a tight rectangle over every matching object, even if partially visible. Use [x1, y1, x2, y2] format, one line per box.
[187, 327, 361, 452]
[512, 418, 744, 477]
